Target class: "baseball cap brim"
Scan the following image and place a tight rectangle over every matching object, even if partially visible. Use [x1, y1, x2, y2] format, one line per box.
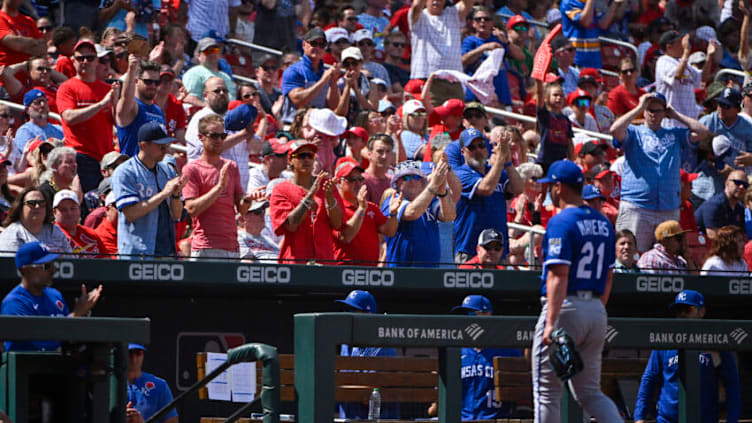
[128, 343, 147, 351]
[32, 251, 59, 265]
[151, 136, 178, 145]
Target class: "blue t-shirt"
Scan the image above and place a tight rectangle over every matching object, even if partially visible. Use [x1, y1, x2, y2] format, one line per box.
[116, 99, 166, 157]
[634, 350, 740, 423]
[280, 55, 327, 123]
[454, 163, 509, 257]
[700, 112, 752, 174]
[128, 372, 178, 423]
[401, 130, 429, 160]
[561, 0, 603, 68]
[460, 347, 521, 420]
[460, 35, 512, 106]
[694, 192, 745, 234]
[541, 205, 615, 295]
[14, 122, 64, 153]
[1, 284, 69, 351]
[381, 194, 442, 267]
[615, 124, 690, 211]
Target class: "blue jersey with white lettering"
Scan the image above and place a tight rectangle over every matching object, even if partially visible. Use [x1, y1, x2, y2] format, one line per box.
[460, 347, 521, 420]
[634, 350, 740, 423]
[1, 284, 69, 351]
[128, 371, 178, 423]
[116, 99, 166, 157]
[541, 205, 615, 295]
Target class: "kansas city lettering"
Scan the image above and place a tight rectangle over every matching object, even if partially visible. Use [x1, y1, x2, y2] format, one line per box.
[378, 327, 464, 340]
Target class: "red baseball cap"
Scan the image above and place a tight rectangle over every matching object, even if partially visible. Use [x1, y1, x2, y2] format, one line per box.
[578, 67, 602, 84]
[507, 15, 528, 30]
[567, 88, 592, 105]
[334, 157, 363, 178]
[288, 140, 318, 158]
[434, 99, 465, 119]
[404, 79, 424, 101]
[343, 126, 368, 141]
[73, 39, 96, 52]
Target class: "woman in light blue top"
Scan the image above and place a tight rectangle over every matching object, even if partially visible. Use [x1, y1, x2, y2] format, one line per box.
[399, 99, 429, 160]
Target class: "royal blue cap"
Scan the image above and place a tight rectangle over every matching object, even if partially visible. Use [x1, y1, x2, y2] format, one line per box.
[15, 242, 59, 269]
[537, 159, 584, 185]
[335, 290, 377, 313]
[669, 289, 705, 310]
[23, 89, 46, 107]
[582, 184, 605, 200]
[225, 104, 258, 132]
[128, 343, 147, 351]
[451, 295, 493, 313]
[459, 128, 486, 147]
[201, 30, 225, 42]
[650, 92, 667, 106]
[138, 121, 177, 144]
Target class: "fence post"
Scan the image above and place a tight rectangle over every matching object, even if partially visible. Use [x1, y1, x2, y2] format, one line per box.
[678, 350, 701, 423]
[561, 385, 584, 423]
[438, 347, 462, 422]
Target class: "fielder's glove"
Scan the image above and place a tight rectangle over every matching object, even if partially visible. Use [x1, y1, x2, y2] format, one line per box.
[548, 328, 584, 380]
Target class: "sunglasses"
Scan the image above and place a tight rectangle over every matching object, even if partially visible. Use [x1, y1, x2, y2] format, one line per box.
[27, 262, 54, 270]
[74, 55, 97, 63]
[389, 42, 406, 48]
[24, 199, 46, 208]
[202, 132, 228, 140]
[342, 60, 360, 68]
[335, 39, 351, 46]
[381, 109, 395, 117]
[34, 66, 51, 72]
[99, 57, 111, 64]
[346, 175, 365, 183]
[646, 108, 665, 114]
[557, 46, 575, 53]
[465, 111, 485, 119]
[38, 25, 53, 32]
[482, 243, 503, 251]
[202, 46, 221, 55]
[0, 113, 10, 119]
[346, 16, 358, 21]
[465, 142, 485, 151]
[292, 152, 316, 160]
[410, 112, 427, 117]
[211, 87, 229, 94]
[250, 208, 266, 215]
[575, 98, 591, 108]
[243, 92, 260, 99]
[358, 40, 375, 47]
[474, 16, 492, 21]
[401, 174, 422, 182]
[732, 179, 750, 188]
[261, 65, 278, 71]
[620, 68, 636, 75]
[719, 103, 736, 110]
[512, 24, 528, 32]
[308, 40, 328, 48]
[140, 78, 160, 86]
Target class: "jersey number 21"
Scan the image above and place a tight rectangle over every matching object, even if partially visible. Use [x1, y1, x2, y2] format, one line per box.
[576, 241, 604, 280]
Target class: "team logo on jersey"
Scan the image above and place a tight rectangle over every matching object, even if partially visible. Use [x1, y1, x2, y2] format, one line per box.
[548, 238, 562, 255]
[55, 300, 64, 311]
[464, 323, 484, 341]
[145, 381, 155, 391]
[730, 328, 749, 345]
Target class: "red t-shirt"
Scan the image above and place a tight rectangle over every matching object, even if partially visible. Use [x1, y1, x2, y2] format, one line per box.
[57, 223, 106, 257]
[182, 158, 243, 252]
[333, 198, 387, 265]
[458, 255, 505, 269]
[94, 217, 118, 257]
[637, 0, 664, 25]
[423, 124, 462, 161]
[606, 84, 645, 117]
[744, 240, 752, 271]
[55, 56, 76, 79]
[57, 77, 115, 161]
[508, 196, 555, 228]
[163, 93, 186, 136]
[0, 10, 41, 67]
[363, 171, 391, 205]
[270, 179, 342, 264]
[680, 199, 697, 231]
[83, 205, 106, 228]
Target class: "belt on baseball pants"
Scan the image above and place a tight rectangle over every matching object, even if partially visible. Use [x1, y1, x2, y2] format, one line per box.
[568, 290, 599, 300]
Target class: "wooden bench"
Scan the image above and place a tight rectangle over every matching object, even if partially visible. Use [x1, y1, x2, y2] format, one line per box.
[493, 356, 648, 417]
[197, 353, 440, 404]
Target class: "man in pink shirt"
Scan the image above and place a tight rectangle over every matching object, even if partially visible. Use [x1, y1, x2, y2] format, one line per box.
[182, 112, 255, 259]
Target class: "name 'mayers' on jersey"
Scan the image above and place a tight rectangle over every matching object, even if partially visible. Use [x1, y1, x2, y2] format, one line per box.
[540, 205, 616, 295]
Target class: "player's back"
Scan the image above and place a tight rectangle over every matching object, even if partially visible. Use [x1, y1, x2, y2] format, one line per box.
[541, 205, 615, 295]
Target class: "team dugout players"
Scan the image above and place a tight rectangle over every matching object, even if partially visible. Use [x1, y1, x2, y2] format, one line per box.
[532, 159, 622, 423]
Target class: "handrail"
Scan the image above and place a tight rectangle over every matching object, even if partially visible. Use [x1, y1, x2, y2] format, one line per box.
[496, 12, 548, 28]
[225, 38, 284, 56]
[233, 74, 259, 85]
[600, 69, 619, 78]
[715, 68, 746, 82]
[0, 99, 61, 121]
[599, 36, 639, 60]
[508, 222, 546, 265]
[484, 105, 613, 141]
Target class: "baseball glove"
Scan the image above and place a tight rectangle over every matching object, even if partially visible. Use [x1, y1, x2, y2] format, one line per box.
[548, 328, 584, 380]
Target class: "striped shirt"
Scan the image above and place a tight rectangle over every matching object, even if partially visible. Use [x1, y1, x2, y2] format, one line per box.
[561, 0, 603, 69]
[408, 6, 464, 79]
[186, 0, 242, 42]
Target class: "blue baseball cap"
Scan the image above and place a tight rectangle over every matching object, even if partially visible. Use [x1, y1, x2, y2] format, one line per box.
[225, 104, 258, 132]
[23, 89, 46, 107]
[649, 92, 667, 106]
[537, 159, 584, 185]
[15, 242, 59, 269]
[128, 343, 146, 351]
[669, 290, 705, 311]
[335, 290, 377, 313]
[459, 128, 486, 147]
[451, 295, 493, 314]
[201, 30, 225, 42]
[138, 121, 177, 144]
[582, 184, 605, 200]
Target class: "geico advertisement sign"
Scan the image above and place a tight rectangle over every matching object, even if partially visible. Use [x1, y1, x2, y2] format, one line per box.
[635, 276, 684, 293]
[236, 265, 291, 283]
[443, 271, 494, 288]
[728, 279, 752, 295]
[129, 263, 184, 281]
[53, 261, 75, 279]
[342, 269, 394, 286]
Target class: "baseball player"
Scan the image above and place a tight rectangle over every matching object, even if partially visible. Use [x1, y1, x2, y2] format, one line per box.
[531, 159, 623, 423]
[634, 290, 740, 423]
[335, 290, 399, 419]
[453, 295, 521, 420]
[127, 343, 178, 423]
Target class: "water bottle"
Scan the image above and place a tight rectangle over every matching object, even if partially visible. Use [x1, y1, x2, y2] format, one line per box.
[367, 387, 381, 420]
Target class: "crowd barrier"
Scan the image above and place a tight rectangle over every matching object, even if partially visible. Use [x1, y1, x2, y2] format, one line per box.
[295, 312, 752, 422]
